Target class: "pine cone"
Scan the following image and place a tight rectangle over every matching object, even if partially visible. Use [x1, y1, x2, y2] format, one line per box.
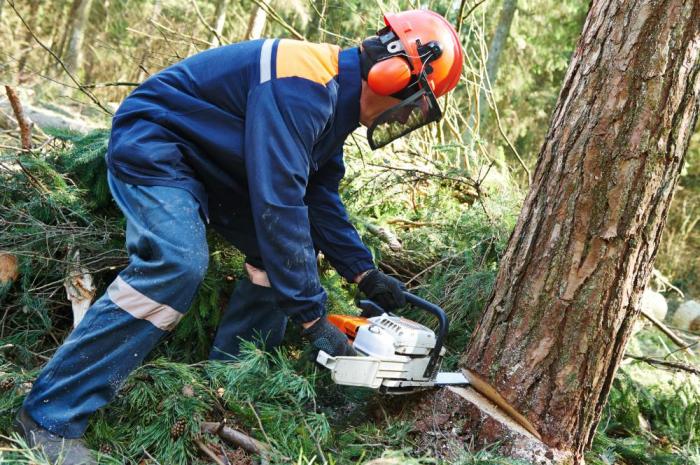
[170, 418, 187, 439]
[99, 443, 113, 455]
[0, 377, 15, 391]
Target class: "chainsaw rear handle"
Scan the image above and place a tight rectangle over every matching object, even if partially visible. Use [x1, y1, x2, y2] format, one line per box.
[358, 291, 448, 379]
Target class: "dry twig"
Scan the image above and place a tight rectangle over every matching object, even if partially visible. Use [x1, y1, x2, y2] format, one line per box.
[190, 0, 224, 45]
[626, 354, 700, 377]
[639, 308, 694, 355]
[249, 0, 305, 40]
[3, 86, 32, 150]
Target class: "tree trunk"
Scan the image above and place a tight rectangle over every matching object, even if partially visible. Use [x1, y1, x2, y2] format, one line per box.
[210, 0, 229, 47]
[63, 0, 94, 75]
[244, 5, 267, 40]
[420, 1, 700, 464]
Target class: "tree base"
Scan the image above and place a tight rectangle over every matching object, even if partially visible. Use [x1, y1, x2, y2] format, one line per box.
[402, 386, 577, 465]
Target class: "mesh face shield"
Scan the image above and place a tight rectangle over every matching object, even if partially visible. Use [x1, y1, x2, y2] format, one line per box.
[367, 73, 442, 150]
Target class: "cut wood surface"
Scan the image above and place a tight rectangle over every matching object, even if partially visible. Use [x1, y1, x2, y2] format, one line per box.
[0, 253, 19, 284]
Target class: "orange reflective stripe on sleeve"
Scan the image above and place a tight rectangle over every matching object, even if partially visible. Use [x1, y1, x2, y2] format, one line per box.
[276, 39, 340, 85]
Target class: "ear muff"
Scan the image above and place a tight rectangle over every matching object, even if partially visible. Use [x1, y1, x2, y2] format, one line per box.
[367, 56, 412, 96]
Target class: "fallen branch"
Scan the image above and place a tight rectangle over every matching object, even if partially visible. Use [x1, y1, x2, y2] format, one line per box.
[194, 438, 226, 465]
[82, 81, 140, 89]
[2, 87, 49, 193]
[365, 223, 402, 251]
[626, 354, 700, 377]
[640, 308, 693, 354]
[200, 421, 269, 455]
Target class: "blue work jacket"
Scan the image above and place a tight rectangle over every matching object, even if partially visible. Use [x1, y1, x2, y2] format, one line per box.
[106, 39, 375, 323]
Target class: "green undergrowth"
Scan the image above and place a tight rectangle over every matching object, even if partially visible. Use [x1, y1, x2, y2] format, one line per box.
[587, 328, 700, 465]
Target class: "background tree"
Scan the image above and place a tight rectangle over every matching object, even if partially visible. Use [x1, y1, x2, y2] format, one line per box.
[63, 0, 94, 74]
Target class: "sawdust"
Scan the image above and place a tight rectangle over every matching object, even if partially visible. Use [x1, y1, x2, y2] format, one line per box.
[384, 387, 575, 465]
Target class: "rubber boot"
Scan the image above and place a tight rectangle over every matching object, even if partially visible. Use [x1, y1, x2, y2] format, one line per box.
[209, 278, 288, 360]
[15, 409, 97, 465]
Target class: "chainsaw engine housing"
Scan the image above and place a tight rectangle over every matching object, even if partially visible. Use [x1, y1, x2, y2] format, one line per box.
[317, 314, 445, 392]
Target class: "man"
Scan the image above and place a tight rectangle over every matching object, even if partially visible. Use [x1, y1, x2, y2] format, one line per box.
[16, 9, 463, 464]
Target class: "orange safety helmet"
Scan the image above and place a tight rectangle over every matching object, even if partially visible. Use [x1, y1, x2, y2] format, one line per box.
[362, 9, 464, 149]
[366, 10, 463, 98]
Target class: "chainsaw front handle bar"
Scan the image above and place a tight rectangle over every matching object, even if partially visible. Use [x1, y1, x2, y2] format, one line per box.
[358, 292, 448, 379]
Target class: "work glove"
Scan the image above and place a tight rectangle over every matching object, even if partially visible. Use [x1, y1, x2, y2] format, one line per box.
[302, 317, 358, 357]
[358, 269, 406, 311]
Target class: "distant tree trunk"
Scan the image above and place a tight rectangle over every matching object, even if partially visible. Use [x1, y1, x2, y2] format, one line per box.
[462, 0, 516, 149]
[245, 5, 267, 40]
[210, 0, 229, 47]
[63, 0, 95, 75]
[478, 0, 516, 123]
[56, 0, 82, 62]
[133, 0, 162, 83]
[421, 1, 700, 464]
[16, 0, 41, 83]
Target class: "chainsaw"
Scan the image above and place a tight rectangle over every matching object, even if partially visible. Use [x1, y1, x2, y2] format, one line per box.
[316, 292, 470, 394]
[317, 292, 544, 438]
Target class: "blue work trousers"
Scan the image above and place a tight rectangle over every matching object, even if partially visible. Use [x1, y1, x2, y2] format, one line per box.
[23, 173, 286, 438]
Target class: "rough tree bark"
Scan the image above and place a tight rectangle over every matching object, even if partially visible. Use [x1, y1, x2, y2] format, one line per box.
[416, 1, 700, 464]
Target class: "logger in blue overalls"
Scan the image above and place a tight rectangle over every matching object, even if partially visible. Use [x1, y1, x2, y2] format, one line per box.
[16, 10, 463, 464]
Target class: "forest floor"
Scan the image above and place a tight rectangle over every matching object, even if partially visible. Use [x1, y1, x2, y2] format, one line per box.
[0, 325, 698, 465]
